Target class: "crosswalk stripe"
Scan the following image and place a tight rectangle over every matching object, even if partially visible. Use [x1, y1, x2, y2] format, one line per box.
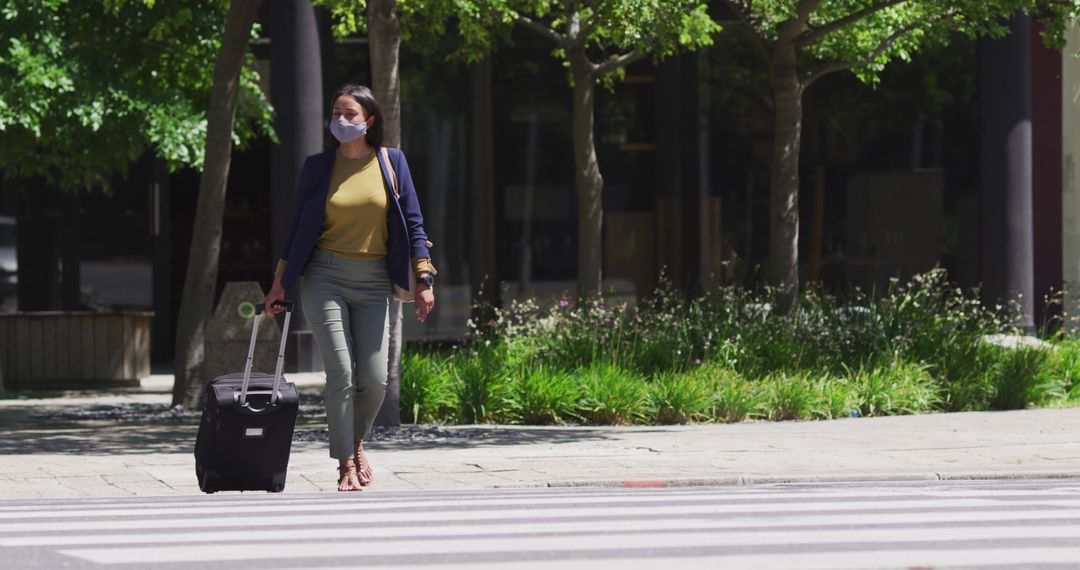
[0, 487, 756, 510]
[271, 548, 1080, 570]
[58, 526, 1080, 564]
[0, 491, 966, 519]
[4, 490, 1071, 520]
[1, 497, 1072, 533]
[0, 486, 1071, 513]
[4, 509, 1080, 547]
[5, 483, 1080, 569]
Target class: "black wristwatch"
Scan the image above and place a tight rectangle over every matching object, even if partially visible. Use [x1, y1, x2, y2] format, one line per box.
[419, 274, 434, 287]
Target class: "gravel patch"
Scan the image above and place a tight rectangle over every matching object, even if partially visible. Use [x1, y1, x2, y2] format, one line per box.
[29, 398, 327, 424]
[293, 425, 481, 443]
[28, 403, 481, 444]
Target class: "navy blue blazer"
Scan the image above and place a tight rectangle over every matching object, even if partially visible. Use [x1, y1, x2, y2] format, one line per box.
[278, 147, 432, 294]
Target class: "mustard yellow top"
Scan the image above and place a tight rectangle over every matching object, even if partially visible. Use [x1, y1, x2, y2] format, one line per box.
[274, 151, 436, 281]
[318, 152, 389, 258]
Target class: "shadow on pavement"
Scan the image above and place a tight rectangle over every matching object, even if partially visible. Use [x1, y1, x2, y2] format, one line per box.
[0, 422, 201, 455]
[1, 401, 624, 455]
[0, 423, 620, 456]
[332, 426, 623, 451]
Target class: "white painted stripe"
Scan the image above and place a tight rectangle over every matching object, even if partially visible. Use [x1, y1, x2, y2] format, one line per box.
[7, 509, 1080, 547]
[0, 488, 746, 511]
[268, 548, 1080, 570]
[1, 498, 1072, 533]
[4, 518, 724, 546]
[0, 491, 907, 518]
[59, 526, 1080, 564]
[0, 488, 945, 514]
[4, 492, 1075, 522]
[1, 486, 1074, 513]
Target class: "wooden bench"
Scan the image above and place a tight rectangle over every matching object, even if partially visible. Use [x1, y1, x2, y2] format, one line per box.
[0, 312, 152, 389]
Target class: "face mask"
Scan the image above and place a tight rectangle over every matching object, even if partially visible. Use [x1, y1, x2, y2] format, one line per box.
[330, 115, 368, 143]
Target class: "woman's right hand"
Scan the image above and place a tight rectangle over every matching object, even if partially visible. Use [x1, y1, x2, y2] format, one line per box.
[263, 279, 286, 315]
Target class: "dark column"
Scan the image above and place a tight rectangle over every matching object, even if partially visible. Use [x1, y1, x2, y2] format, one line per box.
[16, 182, 61, 311]
[980, 14, 1034, 332]
[60, 191, 81, 310]
[1030, 20, 1063, 329]
[150, 157, 174, 363]
[469, 58, 498, 327]
[679, 51, 701, 295]
[656, 56, 683, 287]
[271, 0, 324, 370]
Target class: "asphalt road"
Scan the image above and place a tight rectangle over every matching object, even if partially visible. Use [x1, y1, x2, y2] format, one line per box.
[2, 479, 1079, 569]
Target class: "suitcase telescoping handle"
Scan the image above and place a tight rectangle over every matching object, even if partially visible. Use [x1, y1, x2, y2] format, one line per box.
[239, 300, 294, 408]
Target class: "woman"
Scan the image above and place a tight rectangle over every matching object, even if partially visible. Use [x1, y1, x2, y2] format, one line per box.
[263, 85, 436, 492]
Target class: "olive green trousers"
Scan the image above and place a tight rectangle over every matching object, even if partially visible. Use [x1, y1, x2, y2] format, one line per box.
[300, 249, 390, 460]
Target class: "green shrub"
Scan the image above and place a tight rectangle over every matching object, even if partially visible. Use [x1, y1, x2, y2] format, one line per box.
[695, 364, 759, 423]
[395, 269, 1078, 425]
[982, 345, 1053, 410]
[1047, 339, 1080, 401]
[817, 374, 856, 420]
[516, 366, 583, 425]
[850, 360, 940, 416]
[400, 352, 456, 424]
[648, 372, 712, 424]
[578, 364, 649, 425]
[451, 345, 515, 424]
[762, 372, 818, 421]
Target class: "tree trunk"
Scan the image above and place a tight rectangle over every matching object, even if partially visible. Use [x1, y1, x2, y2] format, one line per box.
[766, 41, 804, 311]
[571, 53, 603, 299]
[172, 0, 264, 409]
[368, 0, 403, 427]
[368, 0, 401, 148]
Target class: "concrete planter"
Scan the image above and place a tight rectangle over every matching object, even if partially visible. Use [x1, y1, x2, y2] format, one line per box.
[0, 312, 151, 389]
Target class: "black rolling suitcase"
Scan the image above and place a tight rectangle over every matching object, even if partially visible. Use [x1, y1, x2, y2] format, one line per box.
[194, 300, 299, 493]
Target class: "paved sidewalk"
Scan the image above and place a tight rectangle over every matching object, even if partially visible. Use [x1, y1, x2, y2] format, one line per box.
[1, 374, 1079, 499]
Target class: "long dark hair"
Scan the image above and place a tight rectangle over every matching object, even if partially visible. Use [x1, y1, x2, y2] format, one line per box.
[331, 84, 384, 148]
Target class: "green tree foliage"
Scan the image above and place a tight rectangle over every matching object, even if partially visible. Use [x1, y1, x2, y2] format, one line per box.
[315, 0, 463, 51]
[720, 0, 1079, 308]
[0, 0, 274, 190]
[729, 0, 1075, 84]
[462, 0, 720, 66]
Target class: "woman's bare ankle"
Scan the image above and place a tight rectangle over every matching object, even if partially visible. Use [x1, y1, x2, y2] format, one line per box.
[353, 439, 373, 485]
[337, 458, 361, 492]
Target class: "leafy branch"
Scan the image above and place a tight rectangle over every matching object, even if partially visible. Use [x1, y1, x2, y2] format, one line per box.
[796, 0, 909, 48]
[516, 15, 570, 47]
[801, 8, 959, 89]
[593, 49, 644, 78]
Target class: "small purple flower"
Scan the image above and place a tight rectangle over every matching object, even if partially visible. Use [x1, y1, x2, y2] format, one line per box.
[559, 299, 570, 308]
[694, 358, 702, 365]
[613, 322, 620, 329]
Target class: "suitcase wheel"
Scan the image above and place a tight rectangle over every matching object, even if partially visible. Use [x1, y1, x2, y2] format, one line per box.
[270, 472, 287, 493]
[199, 469, 220, 494]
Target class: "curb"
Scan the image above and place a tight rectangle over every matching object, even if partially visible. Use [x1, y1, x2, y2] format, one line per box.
[528, 471, 1080, 489]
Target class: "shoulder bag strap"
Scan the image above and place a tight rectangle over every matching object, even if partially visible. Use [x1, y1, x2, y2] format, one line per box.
[380, 147, 399, 199]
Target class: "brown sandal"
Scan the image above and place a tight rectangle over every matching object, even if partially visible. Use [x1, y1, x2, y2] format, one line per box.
[337, 459, 362, 492]
[354, 440, 373, 486]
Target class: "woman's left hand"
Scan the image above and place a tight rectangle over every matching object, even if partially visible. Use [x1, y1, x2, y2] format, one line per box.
[415, 285, 435, 322]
